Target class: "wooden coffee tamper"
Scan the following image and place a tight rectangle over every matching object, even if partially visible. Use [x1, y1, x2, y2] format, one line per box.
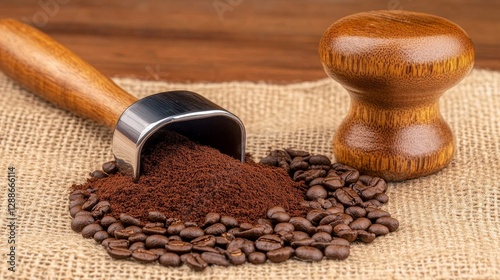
[319, 11, 474, 181]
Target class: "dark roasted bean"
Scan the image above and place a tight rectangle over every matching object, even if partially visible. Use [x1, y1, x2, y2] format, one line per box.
[145, 235, 169, 249]
[91, 201, 111, 219]
[324, 244, 350, 260]
[165, 240, 193, 254]
[100, 215, 117, 228]
[81, 223, 103, 239]
[90, 170, 108, 179]
[119, 214, 142, 227]
[337, 229, 358, 242]
[106, 247, 131, 259]
[102, 161, 118, 174]
[114, 226, 142, 239]
[159, 252, 181, 267]
[132, 249, 158, 263]
[202, 212, 220, 227]
[234, 226, 266, 239]
[220, 216, 239, 228]
[149, 248, 167, 256]
[71, 214, 95, 233]
[192, 245, 220, 254]
[94, 230, 110, 243]
[291, 238, 315, 248]
[289, 217, 314, 234]
[128, 233, 148, 243]
[101, 238, 118, 248]
[129, 242, 146, 252]
[269, 211, 291, 223]
[308, 155, 331, 166]
[367, 209, 391, 220]
[201, 252, 230, 266]
[311, 232, 332, 243]
[349, 217, 372, 231]
[323, 175, 345, 191]
[274, 222, 295, 233]
[295, 169, 327, 183]
[148, 211, 166, 223]
[345, 206, 367, 219]
[294, 246, 323, 261]
[248, 251, 267, 264]
[306, 185, 328, 200]
[81, 194, 99, 211]
[340, 169, 360, 184]
[306, 209, 330, 225]
[191, 235, 216, 247]
[291, 231, 310, 241]
[226, 249, 246, 265]
[69, 205, 83, 218]
[108, 239, 129, 249]
[375, 216, 399, 232]
[259, 155, 279, 166]
[184, 253, 208, 271]
[290, 157, 310, 170]
[368, 224, 390, 236]
[362, 199, 383, 208]
[356, 230, 376, 243]
[285, 148, 310, 158]
[315, 224, 333, 235]
[142, 226, 167, 235]
[241, 239, 256, 255]
[168, 235, 182, 241]
[227, 238, 245, 252]
[204, 223, 226, 236]
[255, 234, 284, 252]
[166, 222, 186, 235]
[335, 188, 363, 206]
[267, 247, 294, 263]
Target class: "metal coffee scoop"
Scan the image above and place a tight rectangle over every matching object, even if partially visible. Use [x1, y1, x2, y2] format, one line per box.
[0, 19, 245, 180]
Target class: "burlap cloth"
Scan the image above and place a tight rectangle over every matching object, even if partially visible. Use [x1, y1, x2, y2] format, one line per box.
[1, 69, 499, 280]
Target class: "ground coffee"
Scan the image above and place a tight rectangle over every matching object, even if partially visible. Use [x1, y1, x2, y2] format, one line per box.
[72, 131, 308, 224]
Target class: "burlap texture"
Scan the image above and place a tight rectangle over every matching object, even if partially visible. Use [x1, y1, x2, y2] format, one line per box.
[1, 69, 499, 280]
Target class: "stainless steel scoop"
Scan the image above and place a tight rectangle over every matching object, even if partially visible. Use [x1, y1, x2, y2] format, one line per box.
[0, 19, 246, 180]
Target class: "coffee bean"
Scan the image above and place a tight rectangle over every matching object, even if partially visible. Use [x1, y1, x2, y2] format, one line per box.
[335, 188, 363, 206]
[274, 222, 294, 233]
[306, 209, 329, 225]
[367, 209, 391, 220]
[375, 217, 399, 232]
[226, 249, 246, 265]
[345, 206, 367, 219]
[340, 169, 360, 184]
[326, 204, 345, 214]
[356, 230, 376, 243]
[107, 221, 125, 235]
[289, 217, 314, 234]
[166, 240, 193, 254]
[91, 201, 111, 219]
[294, 246, 323, 261]
[101, 238, 118, 248]
[81, 223, 103, 239]
[168, 235, 182, 241]
[149, 248, 167, 257]
[215, 232, 234, 246]
[192, 245, 220, 254]
[290, 157, 310, 170]
[204, 223, 226, 236]
[308, 155, 331, 166]
[362, 199, 383, 208]
[269, 211, 291, 223]
[255, 234, 284, 252]
[337, 229, 358, 242]
[311, 232, 332, 243]
[145, 235, 169, 249]
[234, 226, 266, 239]
[114, 226, 142, 239]
[106, 247, 132, 259]
[108, 239, 129, 249]
[200, 212, 220, 227]
[291, 238, 315, 248]
[220, 216, 239, 228]
[90, 170, 108, 179]
[332, 163, 355, 172]
[69, 190, 86, 201]
[69, 205, 83, 218]
[184, 253, 208, 271]
[368, 224, 390, 236]
[291, 231, 310, 241]
[102, 161, 118, 174]
[333, 224, 351, 235]
[166, 222, 186, 235]
[142, 226, 167, 235]
[81, 194, 99, 211]
[374, 193, 389, 204]
[75, 211, 92, 217]
[324, 244, 350, 260]
[180, 227, 205, 240]
[159, 252, 181, 267]
[201, 252, 230, 266]
[128, 233, 148, 243]
[227, 238, 245, 252]
[295, 169, 327, 183]
[191, 235, 216, 247]
[316, 224, 333, 235]
[319, 213, 345, 227]
[349, 217, 372, 231]
[285, 148, 310, 158]
[248, 251, 267, 264]
[100, 215, 117, 228]
[71, 214, 95, 233]
[323, 174, 345, 191]
[94, 230, 110, 243]
[267, 247, 294, 263]
[306, 185, 328, 200]
[148, 211, 166, 223]
[119, 213, 142, 227]
[129, 242, 146, 252]
[241, 239, 256, 255]
[131, 249, 159, 263]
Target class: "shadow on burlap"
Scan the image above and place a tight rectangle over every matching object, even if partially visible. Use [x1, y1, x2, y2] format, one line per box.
[0, 69, 499, 280]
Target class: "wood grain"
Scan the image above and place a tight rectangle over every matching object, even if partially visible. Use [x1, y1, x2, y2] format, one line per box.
[0, 18, 137, 129]
[0, 0, 497, 83]
[319, 11, 474, 181]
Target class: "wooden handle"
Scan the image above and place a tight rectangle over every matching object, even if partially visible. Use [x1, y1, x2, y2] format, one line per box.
[0, 19, 137, 129]
[319, 11, 474, 181]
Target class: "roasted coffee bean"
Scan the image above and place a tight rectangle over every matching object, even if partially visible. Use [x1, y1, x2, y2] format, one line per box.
[69, 195, 86, 208]
[248, 251, 267, 264]
[289, 217, 314, 234]
[114, 226, 142, 239]
[241, 239, 256, 255]
[75, 211, 92, 218]
[259, 155, 279, 166]
[337, 229, 358, 242]
[215, 232, 234, 246]
[362, 199, 382, 208]
[274, 222, 294, 233]
[132, 249, 158, 263]
[319, 213, 345, 227]
[301, 200, 322, 209]
[91, 201, 111, 219]
[100, 215, 117, 228]
[375, 216, 399, 232]
[267, 247, 294, 263]
[278, 160, 291, 174]
[191, 235, 216, 247]
[226, 249, 246, 265]
[315, 224, 333, 235]
[128, 233, 148, 243]
[311, 232, 332, 243]
[291, 238, 315, 248]
[227, 227, 242, 235]
[269, 211, 291, 223]
[239, 222, 253, 231]
[101, 238, 118, 248]
[184, 221, 198, 228]
[317, 198, 334, 209]
[308, 177, 325, 187]
[108, 239, 130, 249]
[323, 175, 345, 191]
[204, 223, 226, 236]
[70, 205, 83, 218]
[368, 224, 390, 236]
[306, 209, 329, 225]
[148, 211, 166, 223]
[94, 230, 110, 243]
[81, 194, 99, 211]
[340, 169, 360, 184]
[290, 157, 310, 170]
[90, 170, 108, 179]
[149, 248, 167, 256]
[345, 206, 367, 219]
[159, 252, 181, 267]
[107, 222, 125, 236]
[356, 230, 376, 243]
[295, 169, 327, 183]
[285, 148, 310, 158]
[294, 246, 323, 261]
[332, 163, 355, 172]
[106, 247, 132, 259]
[102, 161, 118, 174]
[367, 209, 391, 220]
[200, 252, 230, 266]
[308, 155, 331, 166]
[71, 214, 95, 233]
[234, 226, 266, 239]
[145, 235, 169, 249]
[166, 240, 193, 254]
[306, 185, 328, 200]
[227, 238, 245, 252]
[200, 212, 220, 227]
[168, 235, 182, 241]
[119, 214, 142, 227]
[184, 253, 208, 271]
[335, 188, 363, 206]
[255, 234, 284, 252]
[81, 223, 103, 239]
[333, 224, 351, 235]
[192, 245, 220, 254]
[69, 190, 86, 201]
[324, 244, 350, 260]
[144, 222, 164, 228]
[349, 217, 372, 231]
[142, 226, 167, 235]
[129, 242, 146, 252]
[220, 216, 239, 228]
[291, 231, 310, 241]
[167, 222, 186, 235]
[326, 204, 345, 214]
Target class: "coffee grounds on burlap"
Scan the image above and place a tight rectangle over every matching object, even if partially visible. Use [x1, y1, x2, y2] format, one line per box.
[72, 131, 308, 224]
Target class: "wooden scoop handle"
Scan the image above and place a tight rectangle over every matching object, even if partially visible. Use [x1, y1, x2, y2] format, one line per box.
[0, 18, 137, 129]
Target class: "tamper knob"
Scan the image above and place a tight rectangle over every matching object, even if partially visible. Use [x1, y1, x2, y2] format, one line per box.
[319, 11, 474, 181]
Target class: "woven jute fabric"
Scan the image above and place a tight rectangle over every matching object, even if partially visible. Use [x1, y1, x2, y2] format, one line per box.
[1, 69, 499, 280]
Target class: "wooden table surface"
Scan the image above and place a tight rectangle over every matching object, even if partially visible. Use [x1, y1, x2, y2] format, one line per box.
[1, 0, 499, 83]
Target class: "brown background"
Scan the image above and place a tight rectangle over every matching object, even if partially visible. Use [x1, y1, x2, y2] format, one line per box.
[1, 0, 499, 83]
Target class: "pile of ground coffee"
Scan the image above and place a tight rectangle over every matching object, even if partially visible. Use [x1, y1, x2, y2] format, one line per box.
[72, 131, 308, 224]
